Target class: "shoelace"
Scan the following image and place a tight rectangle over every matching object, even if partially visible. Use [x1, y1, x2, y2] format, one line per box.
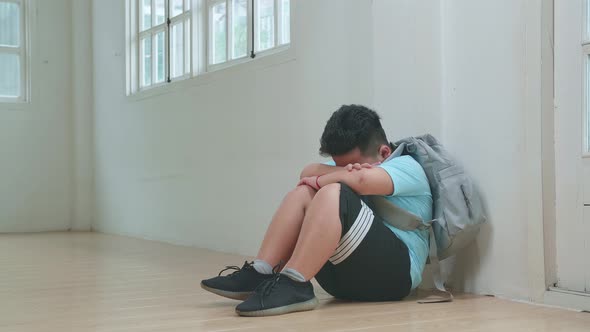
[257, 274, 282, 298]
[217, 261, 253, 277]
[217, 260, 283, 278]
[253, 261, 285, 308]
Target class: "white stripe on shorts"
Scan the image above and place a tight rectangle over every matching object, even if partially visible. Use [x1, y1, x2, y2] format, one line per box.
[329, 200, 374, 265]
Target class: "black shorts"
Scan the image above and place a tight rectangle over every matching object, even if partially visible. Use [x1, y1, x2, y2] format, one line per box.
[314, 183, 412, 301]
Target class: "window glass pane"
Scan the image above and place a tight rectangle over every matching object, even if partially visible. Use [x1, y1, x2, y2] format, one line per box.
[0, 53, 20, 97]
[211, 2, 227, 64]
[257, 0, 275, 51]
[154, 31, 166, 83]
[171, 22, 184, 78]
[280, 0, 290, 45]
[0, 1, 20, 47]
[155, 0, 166, 25]
[232, 0, 248, 59]
[141, 0, 152, 31]
[587, 0, 590, 41]
[141, 37, 152, 87]
[171, 0, 184, 17]
[184, 20, 191, 74]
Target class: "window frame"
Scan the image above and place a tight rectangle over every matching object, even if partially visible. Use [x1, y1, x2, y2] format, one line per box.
[583, 0, 590, 155]
[206, 0, 290, 72]
[0, 0, 28, 103]
[168, 9, 192, 80]
[253, 0, 277, 52]
[132, 0, 193, 93]
[126, 0, 291, 96]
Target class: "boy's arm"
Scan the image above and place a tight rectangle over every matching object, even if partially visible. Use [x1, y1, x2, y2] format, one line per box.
[299, 163, 344, 179]
[309, 168, 394, 196]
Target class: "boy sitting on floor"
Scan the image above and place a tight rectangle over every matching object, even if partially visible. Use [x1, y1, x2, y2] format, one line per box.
[201, 104, 432, 317]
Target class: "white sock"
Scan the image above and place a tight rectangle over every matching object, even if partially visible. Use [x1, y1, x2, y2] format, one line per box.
[253, 259, 274, 275]
[281, 268, 306, 282]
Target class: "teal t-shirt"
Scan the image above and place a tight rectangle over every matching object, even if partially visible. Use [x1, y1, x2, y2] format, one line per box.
[377, 156, 432, 289]
[324, 156, 432, 289]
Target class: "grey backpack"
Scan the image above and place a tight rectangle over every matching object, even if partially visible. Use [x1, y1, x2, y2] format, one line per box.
[368, 134, 487, 302]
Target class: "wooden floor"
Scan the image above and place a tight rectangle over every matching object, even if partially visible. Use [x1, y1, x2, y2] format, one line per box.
[1, 233, 589, 332]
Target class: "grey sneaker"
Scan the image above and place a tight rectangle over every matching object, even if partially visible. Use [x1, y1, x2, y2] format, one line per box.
[201, 261, 274, 300]
[235, 274, 319, 317]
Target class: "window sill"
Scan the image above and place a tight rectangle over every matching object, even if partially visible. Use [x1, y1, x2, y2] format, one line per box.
[0, 100, 30, 111]
[127, 45, 295, 102]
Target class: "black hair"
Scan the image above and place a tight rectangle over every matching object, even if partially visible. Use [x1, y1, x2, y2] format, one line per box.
[319, 105, 389, 157]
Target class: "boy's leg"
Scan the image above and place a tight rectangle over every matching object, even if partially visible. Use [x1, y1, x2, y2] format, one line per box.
[236, 182, 412, 316]
[283, 183, 343, 279]
[201, 185, 317, 300]
[235, 183, 343, 316]
[256, 185, 317, 268]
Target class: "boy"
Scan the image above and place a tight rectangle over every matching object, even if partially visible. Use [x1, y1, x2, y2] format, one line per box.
[201, 105, 432, 317]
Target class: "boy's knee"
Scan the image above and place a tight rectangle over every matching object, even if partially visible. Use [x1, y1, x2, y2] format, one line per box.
[320, 182, 341, 190]
[288, 185, 317, 202]
[313, 183, 343, 203]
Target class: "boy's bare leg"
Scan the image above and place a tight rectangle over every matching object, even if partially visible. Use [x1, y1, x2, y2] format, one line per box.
[256, 185, 317, 268]
[283, 183, 342, 280]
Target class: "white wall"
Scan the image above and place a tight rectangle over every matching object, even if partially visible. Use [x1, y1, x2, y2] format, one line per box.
[372, 0, 543, 301]
[441, 0, 546, 300]
[0, 0, 74, 232]
[91, 0, 373, 254]
[372, 0, 442, 139]
[91, 0, 549, 303]
[372, 0, 549, 302]
[0, 0, 552, 304]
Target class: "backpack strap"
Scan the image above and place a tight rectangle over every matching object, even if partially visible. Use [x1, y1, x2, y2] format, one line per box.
[418, 228, 454, 303]
[389, 142, 406, 159]
[368, 195, 429, 231]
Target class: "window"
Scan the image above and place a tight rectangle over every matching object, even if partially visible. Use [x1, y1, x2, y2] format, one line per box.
[138, 0, 192, 89]
[127, 0, 291, 94]
[0, 0, 27, 102]
[208, 0, 290, 67]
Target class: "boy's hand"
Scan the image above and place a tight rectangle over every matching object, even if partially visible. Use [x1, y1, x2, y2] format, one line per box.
[297, 176, 321, 190]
